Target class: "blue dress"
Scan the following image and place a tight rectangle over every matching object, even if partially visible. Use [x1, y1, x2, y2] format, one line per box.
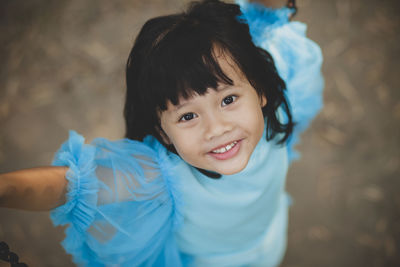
[50, 1, 323, 266]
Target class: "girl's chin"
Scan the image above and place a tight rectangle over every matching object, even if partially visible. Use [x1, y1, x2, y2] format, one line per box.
[190, 162, 246, 176]
[209, 161, 248, 176]
[218, 166, 246, 175]
[186, 152, 249, 176]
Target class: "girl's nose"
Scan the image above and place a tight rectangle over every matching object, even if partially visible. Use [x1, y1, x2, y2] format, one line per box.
[203, 112, 233, 141]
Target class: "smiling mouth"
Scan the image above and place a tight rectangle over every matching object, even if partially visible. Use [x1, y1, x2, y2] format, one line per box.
[211, 141, 238, 154]
[208, 139, 242, 160]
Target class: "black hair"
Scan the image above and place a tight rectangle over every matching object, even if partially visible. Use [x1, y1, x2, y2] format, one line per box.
[124, 0, 293, 170]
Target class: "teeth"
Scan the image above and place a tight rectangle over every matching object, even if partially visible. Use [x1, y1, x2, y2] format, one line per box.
[212, 141, 237, 154]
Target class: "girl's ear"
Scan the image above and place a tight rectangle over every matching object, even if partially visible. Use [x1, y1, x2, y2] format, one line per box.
[261, 95, 267, 108]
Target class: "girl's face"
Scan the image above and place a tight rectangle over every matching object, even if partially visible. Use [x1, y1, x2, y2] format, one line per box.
[159, 54, 267, 175]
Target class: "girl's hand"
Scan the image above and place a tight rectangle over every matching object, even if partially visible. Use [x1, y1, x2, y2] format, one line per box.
[0, 166, 68, 211]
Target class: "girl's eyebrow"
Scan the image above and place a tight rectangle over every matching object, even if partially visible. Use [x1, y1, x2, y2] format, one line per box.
[174, 101, 190, 111]
[217, 84, 230, 91]
[173, 85, 233, 111]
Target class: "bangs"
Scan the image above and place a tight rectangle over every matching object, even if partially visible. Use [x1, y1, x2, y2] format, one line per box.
[149, 22, 235, 110]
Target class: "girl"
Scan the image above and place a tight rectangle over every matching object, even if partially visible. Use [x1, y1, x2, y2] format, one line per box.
[0, 0, 323, 266]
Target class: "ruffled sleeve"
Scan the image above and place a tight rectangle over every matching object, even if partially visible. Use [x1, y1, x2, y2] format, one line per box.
[237, 0, 324, 161]
[50, 130, 183, 267]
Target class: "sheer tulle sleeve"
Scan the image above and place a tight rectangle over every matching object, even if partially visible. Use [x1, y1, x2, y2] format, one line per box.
[237, 0, 324, 161]
[50, 131, 183, 267]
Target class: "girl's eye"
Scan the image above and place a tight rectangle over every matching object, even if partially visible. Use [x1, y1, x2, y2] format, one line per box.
[179, 112, 197, 122]
[221, 95, 237, 107]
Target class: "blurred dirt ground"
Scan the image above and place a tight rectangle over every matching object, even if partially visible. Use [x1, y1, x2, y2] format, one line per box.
[0, 0, 399, 266]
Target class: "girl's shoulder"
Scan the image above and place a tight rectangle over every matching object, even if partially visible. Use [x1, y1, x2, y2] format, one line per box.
[51, 130, 184, 266]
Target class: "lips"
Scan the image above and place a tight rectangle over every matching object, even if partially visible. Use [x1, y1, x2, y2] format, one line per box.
[208, 139, 242, 160]
[211, 141, 238, 153]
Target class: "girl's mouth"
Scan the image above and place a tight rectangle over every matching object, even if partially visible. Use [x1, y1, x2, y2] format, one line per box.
[208, 140, 242, 160]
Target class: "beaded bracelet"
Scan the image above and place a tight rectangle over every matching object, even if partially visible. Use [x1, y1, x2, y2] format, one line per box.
[0, 241, 28, 267]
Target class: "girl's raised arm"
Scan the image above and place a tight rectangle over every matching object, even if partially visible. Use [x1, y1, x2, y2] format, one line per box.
[0, 166, 68, 211]
[239, 0, 323, 161]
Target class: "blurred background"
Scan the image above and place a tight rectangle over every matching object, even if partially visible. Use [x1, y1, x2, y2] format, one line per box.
[0, 0, 399, 266]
